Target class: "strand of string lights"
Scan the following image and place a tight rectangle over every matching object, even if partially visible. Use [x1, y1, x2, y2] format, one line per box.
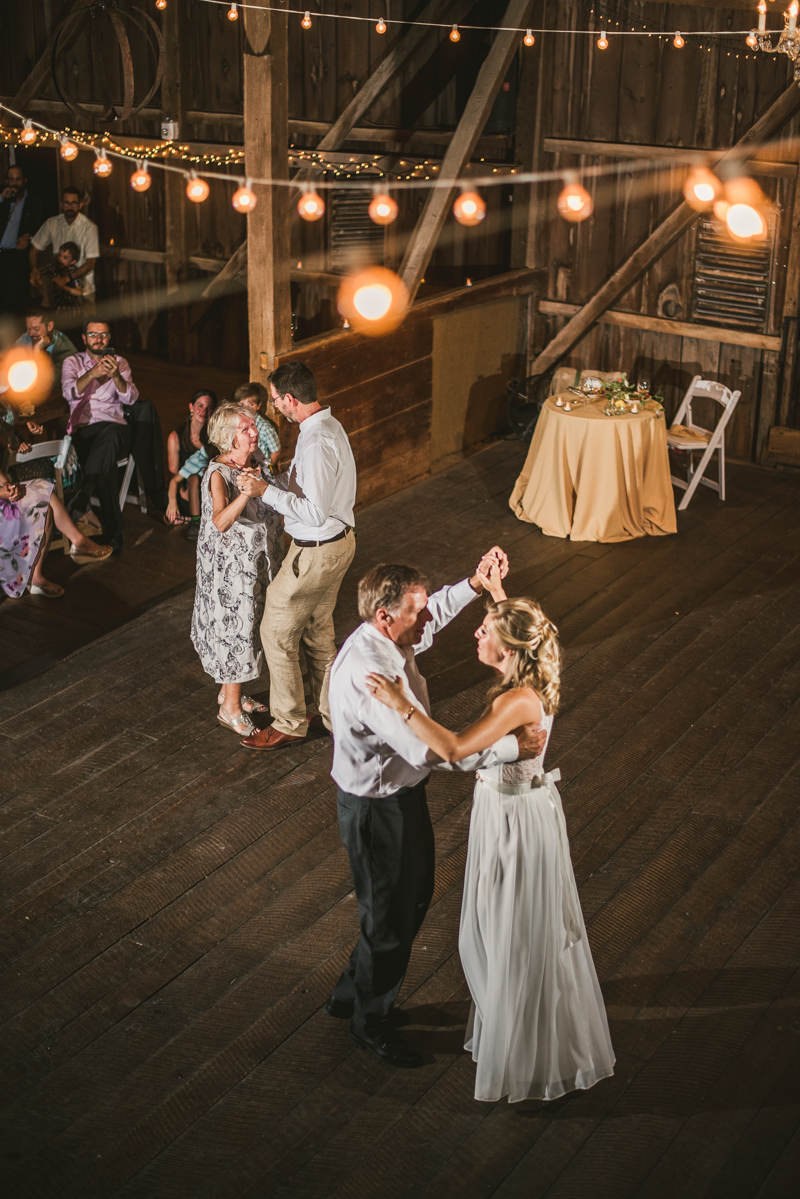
[195, 0, 755, 39]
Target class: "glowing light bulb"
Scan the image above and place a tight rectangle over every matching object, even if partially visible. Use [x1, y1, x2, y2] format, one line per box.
[232, 179, 257, 213]
[8, 359, 38, 393]
[227, 3, 238, 20]
[368, 192, 398, 225]
[19, 120, 37, 145]
[186, 172, 210, 202]
[453, 190, 486, 226]
[557, 177, 593, 222]
[673, 31, 684, 48]
[726, 203, 766, 240]
[156, 0, 167, 9]
[93, 149, 112, 177]
[450, 24, 460, 42]
[720, 175, 768, 241]
[59, 136, 79, 161]
[746, 31, 758, 48]
[297, 189, 325, 220]
[337, 266, 409, 337]
[130, 162, 152, 192]
[524, 29, 535, 46]
[301, 10, 312, 29]
[597, 30, 609, 49]
[682, 165, 721, 209]
[376, 18, 386, 34]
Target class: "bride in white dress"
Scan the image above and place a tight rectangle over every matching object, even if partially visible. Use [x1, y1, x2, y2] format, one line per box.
[366, 576, 614, 1104]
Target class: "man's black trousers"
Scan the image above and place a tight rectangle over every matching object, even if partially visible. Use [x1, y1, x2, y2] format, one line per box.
[331, 780, 435, 1035]
[71, 421, 130, 536]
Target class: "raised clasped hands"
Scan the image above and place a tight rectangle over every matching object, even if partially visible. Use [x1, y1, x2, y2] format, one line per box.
[237, 467, 267, 499]
[365, 671, 407, 710]
[471, 544, 509, 601]
[514, 722, 548, 760]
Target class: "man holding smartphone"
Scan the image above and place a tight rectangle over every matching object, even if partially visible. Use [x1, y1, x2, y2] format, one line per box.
[61, 319, 138, 554]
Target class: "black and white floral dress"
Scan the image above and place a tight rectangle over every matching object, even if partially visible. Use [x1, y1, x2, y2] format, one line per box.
[191, 460, 284, 683]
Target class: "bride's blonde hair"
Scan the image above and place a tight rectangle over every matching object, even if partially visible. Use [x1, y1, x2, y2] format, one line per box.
[484, 597, 561, 714]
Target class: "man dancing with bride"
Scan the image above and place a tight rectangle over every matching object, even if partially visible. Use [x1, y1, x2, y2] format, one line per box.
[331, 547, 614, 1102]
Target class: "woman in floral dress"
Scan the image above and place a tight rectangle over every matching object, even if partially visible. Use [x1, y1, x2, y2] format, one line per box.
[191, 403, 285, 735]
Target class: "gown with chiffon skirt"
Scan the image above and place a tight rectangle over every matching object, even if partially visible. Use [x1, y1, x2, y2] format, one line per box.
[459, 712, 615, 1102]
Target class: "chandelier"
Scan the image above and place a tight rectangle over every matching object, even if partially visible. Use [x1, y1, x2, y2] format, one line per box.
[753, 2, 800, 78]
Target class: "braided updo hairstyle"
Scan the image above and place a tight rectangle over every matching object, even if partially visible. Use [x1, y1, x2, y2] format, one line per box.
[484, 597, 561, 715]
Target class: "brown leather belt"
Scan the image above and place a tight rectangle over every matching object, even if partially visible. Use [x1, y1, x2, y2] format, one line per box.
[292, 525, 353, 548]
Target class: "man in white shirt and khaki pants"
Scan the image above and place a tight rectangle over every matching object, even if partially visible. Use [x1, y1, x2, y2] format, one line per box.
[242, 361, 357, 751]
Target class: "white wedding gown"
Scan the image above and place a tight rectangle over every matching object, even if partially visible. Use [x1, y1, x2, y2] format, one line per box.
[459, 713, 615, 1102]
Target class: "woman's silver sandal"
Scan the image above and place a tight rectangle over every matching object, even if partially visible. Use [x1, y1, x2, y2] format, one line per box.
[217, 707, 256, 735]
[217, 692, 268, 714]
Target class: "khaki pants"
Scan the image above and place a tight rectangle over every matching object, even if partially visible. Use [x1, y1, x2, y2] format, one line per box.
[260, 529, 356, 736]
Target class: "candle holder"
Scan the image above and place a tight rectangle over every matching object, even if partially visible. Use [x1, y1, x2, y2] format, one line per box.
[754, 4, 800, 79]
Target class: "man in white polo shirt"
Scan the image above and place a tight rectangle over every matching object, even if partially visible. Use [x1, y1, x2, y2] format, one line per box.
[241, 360, 357, 751]
[29, 186, 99, 307]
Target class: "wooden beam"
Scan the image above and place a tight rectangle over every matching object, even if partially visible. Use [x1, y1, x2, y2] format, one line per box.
[399, 0, 535, 302]
[543, 137, 799, 179]
[243, 2, 292, 381]
[162, 0, 195, 366]
[539, 300, 782, 352]
[290, 0, 462, 190]
[530, 81, 800, 380]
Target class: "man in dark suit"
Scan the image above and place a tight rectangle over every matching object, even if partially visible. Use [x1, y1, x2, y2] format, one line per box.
[0, 163, 44, 315]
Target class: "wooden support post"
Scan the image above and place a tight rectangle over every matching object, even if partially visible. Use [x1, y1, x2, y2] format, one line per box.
[777, 172, 800, 428]
[530, 81, 800, 380]
[243, 1, 291, 382]
[399, 0, 535, 302]
[162, 0, 194, 365]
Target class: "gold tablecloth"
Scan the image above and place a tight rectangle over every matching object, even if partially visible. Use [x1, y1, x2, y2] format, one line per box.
[509, 394, 677, 542]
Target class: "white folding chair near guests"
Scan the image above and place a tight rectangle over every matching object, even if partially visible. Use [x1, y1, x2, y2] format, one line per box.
[88, 451, 147, 516]
[667, 375, 741, 512]
[9, 437, 73, 555]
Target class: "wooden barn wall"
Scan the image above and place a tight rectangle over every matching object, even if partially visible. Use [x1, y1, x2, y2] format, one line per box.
[519, 0, 800, 462]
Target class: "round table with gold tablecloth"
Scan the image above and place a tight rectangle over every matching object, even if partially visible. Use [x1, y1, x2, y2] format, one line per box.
[509, 394, 677, 542]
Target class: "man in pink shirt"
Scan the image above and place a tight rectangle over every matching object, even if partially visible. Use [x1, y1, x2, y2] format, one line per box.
[61, 319, 138, 554]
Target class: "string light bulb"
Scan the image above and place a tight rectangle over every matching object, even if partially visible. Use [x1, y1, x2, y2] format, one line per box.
[368, 190, 398, 225]
[453, 189, 486, 226]
[376, 17, 386, 34]
[746, 31, 758, 48]
[301, 10, 312, 29]
[227, 3, 238, 20]
[59, 135, 79, 161]
[156, 0, 167, 9]
[297, 186, 325, 221]
[721, 175, 768, 242]
[673, 31, 684, 48]
[597, 30, 609, 49]
[232, 178, 257, 213]
[1, 345, 54, 407]
[682, 165, 721, 209]
[524, 29, 535, 46]
[130, 162, 152, 192]
[557, 174, 593, 222]
[337, 266, 409, 337]
[450, 24, 460, 42]
[186, 171, 210, 202]
[93, 149, 112, 177]
[19, 120, 37, 145]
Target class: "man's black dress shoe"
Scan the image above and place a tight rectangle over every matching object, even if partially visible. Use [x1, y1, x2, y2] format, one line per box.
[350, 1027, 423, 1069]
[325, 997, 409, 1026]
[307, 714, 331, 737]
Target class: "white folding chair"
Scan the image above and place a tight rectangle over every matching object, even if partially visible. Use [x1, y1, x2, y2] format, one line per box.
[8, 437, 73, 554]
[88, 452, 147, 515]
[667, 375, 741, 512]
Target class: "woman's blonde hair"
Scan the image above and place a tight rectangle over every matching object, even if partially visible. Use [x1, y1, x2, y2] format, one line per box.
[484, 597, 561, 715]
[207, 402, 248, 453]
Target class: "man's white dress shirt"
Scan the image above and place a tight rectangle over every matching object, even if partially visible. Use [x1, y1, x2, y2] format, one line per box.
[330, 579, 518, 798]
[264, 407, 356, 542]
[31, 212, 100, 297]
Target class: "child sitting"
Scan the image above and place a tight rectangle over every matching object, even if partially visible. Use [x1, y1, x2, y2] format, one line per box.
[42, 241, 85, 312]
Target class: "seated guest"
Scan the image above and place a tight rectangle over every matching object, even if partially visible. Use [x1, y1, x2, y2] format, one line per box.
[165, 389, 218, 537]
[1, 465, 111, 600]
[191, 403, 285, 734]
[233, 382, 280, 475]
[1, 163, 43, 315]
[42, 241, 86, 316]
[61, 319, 138, 555]
[18, 308, 79, 391]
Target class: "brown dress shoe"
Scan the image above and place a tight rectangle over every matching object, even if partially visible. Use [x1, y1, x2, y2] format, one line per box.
[240, 725, 305, 751]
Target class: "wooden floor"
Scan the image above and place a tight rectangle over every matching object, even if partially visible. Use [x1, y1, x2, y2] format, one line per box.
[2, 441, 800, 1199]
